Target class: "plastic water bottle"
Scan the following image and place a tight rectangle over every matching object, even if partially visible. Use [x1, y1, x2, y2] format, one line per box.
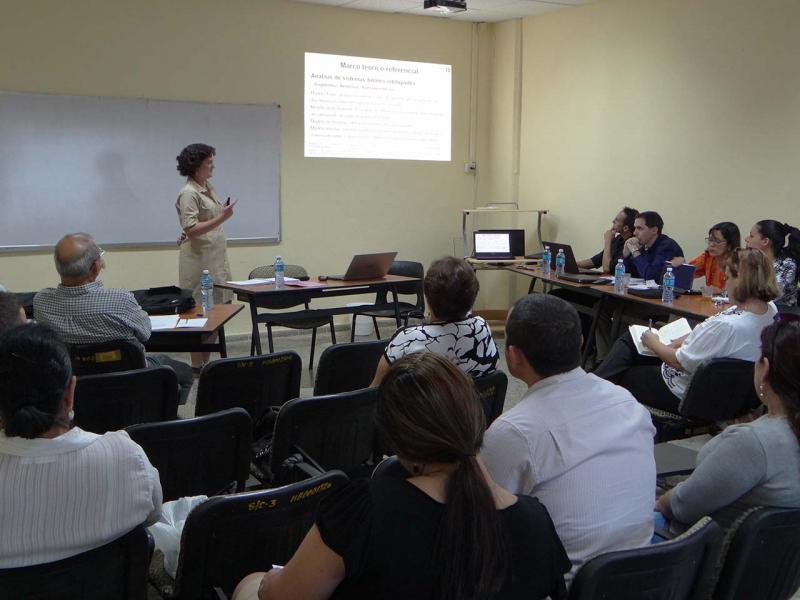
[200, 269, 214, 313]
[662, 267, 675, 304]
[555, 249, 566, 277]
[541, 246, 552, 276]
[274, 256, 285, 289]
[614, 259, 626, 294]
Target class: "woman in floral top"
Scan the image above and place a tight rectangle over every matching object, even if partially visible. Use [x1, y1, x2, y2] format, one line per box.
[746, 220, 800, 308]
[689, 221, 740, 293]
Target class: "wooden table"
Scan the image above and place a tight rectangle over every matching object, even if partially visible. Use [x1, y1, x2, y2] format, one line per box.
[216, 275, 419, 355]
[508, 266, 728, 365]
[145, 303, 243, 357]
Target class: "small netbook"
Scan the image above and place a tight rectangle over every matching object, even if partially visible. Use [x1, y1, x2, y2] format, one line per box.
[542, 241, 604, 283]
[327, 252, 397, 280]
[473, 232, 514, 260]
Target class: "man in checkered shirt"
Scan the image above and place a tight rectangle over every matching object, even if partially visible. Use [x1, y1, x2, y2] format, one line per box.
[33, 233, 193, 404]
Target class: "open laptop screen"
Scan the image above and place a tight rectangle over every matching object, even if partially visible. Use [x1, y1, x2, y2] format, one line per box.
[474, 232, 511, 256]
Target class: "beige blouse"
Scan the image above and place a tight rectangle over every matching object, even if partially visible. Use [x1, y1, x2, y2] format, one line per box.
[176, 178, 232, 303]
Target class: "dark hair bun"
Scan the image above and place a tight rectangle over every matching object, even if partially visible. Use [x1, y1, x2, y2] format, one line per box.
[4, 404, 57, 439]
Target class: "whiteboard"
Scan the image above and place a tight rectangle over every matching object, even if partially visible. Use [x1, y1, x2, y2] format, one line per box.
[0, 92, 280, 249]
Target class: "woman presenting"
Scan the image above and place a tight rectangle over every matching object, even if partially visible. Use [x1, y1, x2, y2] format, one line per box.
[175, 143, 236, 371]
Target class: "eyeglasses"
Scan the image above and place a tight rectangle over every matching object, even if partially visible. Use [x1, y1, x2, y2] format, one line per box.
[704, 237, 726, 245]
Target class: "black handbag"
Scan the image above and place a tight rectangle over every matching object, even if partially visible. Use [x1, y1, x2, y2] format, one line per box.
[133, 286, 196, 315]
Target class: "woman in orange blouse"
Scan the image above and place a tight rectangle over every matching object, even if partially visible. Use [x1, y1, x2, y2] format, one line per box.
[689, 222, 740, 292]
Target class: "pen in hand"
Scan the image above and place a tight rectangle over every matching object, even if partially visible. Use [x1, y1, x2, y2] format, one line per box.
[648, 319, 653, 332]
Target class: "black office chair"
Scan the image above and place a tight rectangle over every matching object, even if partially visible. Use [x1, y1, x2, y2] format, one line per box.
[313, 339, 388, 396]
[473, 370, 508, 427]
[642, 358, 761, 442]
[69, 339, 147, 376]
[569, 517, 723, 600]
[350, 260, 424, 342]
[0, 525, 150, 600]
[195, 352, 301, 441]
[248, 264, 335, 370]
[166, 471, 348, 600]
[713, 506, 800, 600]
[126, 408, 252, 502]
[257, 387, 380, 486]
[73, 366, 178, 434]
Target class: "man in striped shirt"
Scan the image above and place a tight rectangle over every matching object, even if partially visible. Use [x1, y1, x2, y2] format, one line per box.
[34, 233, 193, 403]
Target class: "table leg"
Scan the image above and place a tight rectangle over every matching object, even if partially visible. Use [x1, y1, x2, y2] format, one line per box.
[527, 276, 538, 295]
[250, 303, 262, 355]
[218, 326, 228, 358]
[582, 295, 605, 368]
[609, 300, 625, 343]
[391, 285, 401, 327]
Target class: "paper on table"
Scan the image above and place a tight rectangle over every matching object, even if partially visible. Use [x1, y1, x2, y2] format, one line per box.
[227, 277, 301, 285]
[176, 318, 208, 328]
[629, 318, 692, 357]
[149, 315, 179, 330]
[628, 279, 659, 291]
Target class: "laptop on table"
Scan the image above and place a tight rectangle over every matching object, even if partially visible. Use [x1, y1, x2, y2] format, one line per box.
[473, 231, 514, 260]
[327, 252, 397, 280]
[542, 241, 606, 284]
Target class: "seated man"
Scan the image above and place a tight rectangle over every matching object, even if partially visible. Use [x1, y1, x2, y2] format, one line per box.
[622, 210, 684, 281]
[0, 292, 27, 332]
[577, 206, 639, 273]
[481, 294, 656, 582]
[33, 233, 193, 404]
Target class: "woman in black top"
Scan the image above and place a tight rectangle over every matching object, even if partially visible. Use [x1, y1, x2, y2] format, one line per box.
[235, 353, 570, 600]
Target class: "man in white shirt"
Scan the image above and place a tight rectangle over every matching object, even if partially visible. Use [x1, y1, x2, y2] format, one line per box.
[481, 294, 656, 582]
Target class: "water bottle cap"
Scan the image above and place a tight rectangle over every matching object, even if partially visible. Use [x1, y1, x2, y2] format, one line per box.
[666, 267, 673, 272]
[276, 256, 283, 260]
[202, 269, 209, 274]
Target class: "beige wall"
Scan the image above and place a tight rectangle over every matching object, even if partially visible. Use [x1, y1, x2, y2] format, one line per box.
[5, 0, 798, 327]
[499, 0, 800, 290]
[0, 0, 487, 333]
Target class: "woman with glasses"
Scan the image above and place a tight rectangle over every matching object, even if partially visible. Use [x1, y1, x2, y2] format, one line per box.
[656, 320, 800, 529]
[745, 219, 800, 308]
[687, 222, 740, 294]
[595, 249, 779, 413]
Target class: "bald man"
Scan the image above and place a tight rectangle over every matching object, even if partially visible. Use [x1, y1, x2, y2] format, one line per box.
[34, 233, 193, 404]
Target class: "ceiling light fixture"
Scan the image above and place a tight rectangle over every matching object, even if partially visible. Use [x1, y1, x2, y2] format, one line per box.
[423, 0, 467, 15]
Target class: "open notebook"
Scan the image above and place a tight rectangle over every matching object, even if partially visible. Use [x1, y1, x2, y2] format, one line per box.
[629, 318, 692, 357]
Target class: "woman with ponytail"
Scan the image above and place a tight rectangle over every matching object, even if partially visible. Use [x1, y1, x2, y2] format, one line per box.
[746, 219, 800, 308]
[656, 320, 800, 528]
[239, 352, 570, 600]
[0, 323, 162, 568]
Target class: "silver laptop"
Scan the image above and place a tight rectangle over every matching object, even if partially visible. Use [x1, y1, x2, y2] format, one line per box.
[328, 252, 398, 280]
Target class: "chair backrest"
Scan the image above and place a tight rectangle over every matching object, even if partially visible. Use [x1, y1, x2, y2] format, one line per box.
[0, 525, 150, 600]
[473, 370, 508, 427]
[371, 455, 410, 479]
[73, 366, 178, 434]
[126, 408, 252, 502]
[174, 471, 348, 600]
[269, 387, 380, 485]
[195, 352, 302, 440]
[713, 506, 800, 600]
[248, 265, 312, 310]
[679, 359, 760, 421]
[69, 340, 147, 376]
[313, 339, 388, 396]
[374, 260, 425, 305]
[569, 517, 723, 600]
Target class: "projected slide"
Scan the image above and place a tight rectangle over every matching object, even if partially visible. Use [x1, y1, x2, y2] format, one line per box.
[304, 52, 452, 161]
